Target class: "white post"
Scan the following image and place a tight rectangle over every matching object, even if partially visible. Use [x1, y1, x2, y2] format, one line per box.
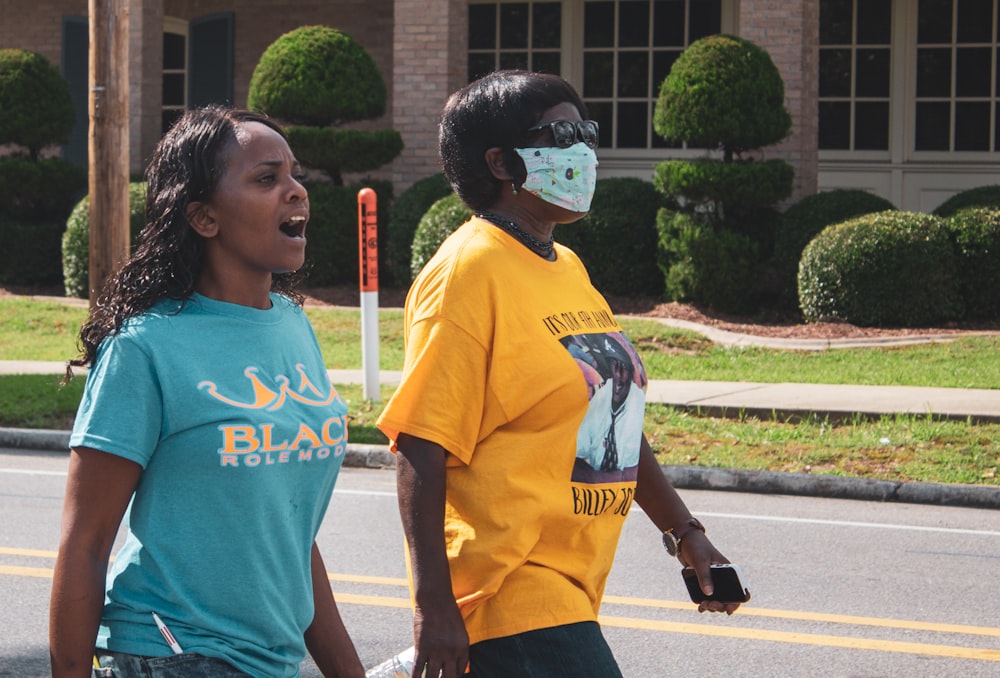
[358, 188, 381, 402]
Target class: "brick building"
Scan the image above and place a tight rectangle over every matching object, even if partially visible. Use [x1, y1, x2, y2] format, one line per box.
[1, 0, 997, 212]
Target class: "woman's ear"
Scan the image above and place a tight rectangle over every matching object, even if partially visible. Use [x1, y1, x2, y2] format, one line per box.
[186, 202, 218, 238]
[484, 147, 514, 181]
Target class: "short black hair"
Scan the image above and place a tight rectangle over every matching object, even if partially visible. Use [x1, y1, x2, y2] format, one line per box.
[439, 70, 588, 210]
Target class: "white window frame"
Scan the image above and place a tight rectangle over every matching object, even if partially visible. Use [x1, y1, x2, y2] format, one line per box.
[162, 17, 188, 132]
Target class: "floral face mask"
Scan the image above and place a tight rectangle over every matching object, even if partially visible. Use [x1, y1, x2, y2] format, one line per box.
[514, 142, 599, 213]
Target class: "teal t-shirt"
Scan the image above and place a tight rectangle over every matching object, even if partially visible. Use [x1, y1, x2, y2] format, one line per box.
[70, 293, 348, 677]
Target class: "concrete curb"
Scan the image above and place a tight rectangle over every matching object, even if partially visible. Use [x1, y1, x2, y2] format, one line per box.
[5, 428, 997, 510]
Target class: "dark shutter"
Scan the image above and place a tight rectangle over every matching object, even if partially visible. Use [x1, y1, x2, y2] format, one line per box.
[188, 12, 234, 107]
[61, 16, 89, 165]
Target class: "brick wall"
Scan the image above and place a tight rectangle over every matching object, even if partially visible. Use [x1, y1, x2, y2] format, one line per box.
[390, 0, 467, 191]
[739, 0, 819, 206]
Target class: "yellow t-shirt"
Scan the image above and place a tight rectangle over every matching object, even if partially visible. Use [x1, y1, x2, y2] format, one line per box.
[377, 217, 647, 644]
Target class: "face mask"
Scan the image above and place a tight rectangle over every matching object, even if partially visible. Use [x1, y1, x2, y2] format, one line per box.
[514, 142, 599, 213]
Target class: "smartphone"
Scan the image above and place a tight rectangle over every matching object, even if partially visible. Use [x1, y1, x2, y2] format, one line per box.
[682, 564, 751, 604]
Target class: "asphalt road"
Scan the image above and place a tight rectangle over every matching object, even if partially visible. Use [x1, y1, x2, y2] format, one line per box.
[2, 448, 998, 677]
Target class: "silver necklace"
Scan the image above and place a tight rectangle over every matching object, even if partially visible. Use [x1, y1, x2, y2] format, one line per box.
[476, 211, 555, 259]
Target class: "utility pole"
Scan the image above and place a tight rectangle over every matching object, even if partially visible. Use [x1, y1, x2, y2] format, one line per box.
[88, 0, 129, 308]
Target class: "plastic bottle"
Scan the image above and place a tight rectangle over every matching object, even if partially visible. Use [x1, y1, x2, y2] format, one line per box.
[365, 646, 416, 678]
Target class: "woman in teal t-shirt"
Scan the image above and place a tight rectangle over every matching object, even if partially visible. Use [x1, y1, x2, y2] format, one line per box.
[49, 107, 365, 678]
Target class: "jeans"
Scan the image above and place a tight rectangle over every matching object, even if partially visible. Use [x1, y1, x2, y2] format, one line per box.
[94, 650, 251, 678]
[468, 621, 624, 678]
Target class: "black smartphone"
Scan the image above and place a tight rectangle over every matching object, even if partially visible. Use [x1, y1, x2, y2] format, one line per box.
[682, 564, 751, 604]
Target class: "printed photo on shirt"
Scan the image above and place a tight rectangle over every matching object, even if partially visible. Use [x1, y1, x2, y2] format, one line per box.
[561, 331, 647, 484]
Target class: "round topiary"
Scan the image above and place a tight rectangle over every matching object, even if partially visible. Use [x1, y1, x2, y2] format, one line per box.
[62, 182, 147, 298]
[247, 26, 387, 126]
[556, 177, 664, 297]
[410, 194, 472, 279]
[772, 189, 897, 310]
[656, 208, 763, 314]
[798, 211, 962, 327]
[385, 173, 452, 287]
[653, 34, 791, 159]
[0, 49, 75, 159]
[943, 207, 1000, 320]
[932, 185, 1000, 218]
[653, 158, 793, 211]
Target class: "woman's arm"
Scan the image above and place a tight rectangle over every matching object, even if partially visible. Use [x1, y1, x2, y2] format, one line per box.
[304, 542, 365, 678]
[396, 433, 469, 678]
[633, 435, 742, 614]
[50, 447, 143, 677]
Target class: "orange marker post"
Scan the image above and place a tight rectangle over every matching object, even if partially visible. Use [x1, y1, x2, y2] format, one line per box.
[358, 188, 380, 401]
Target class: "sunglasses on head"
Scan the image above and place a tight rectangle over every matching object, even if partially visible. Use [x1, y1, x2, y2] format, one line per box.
[525, 119, 600, 149]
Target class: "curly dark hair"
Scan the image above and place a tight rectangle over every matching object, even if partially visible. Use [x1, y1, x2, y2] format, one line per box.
[439, 70, 587, 210]
[68, 106, 305, 376]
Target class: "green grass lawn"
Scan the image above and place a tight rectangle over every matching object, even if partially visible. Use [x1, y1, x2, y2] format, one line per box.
[1, 296, 997, 486]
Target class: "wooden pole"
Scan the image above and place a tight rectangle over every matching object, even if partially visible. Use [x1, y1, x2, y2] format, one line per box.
[87, 0, 130, 308]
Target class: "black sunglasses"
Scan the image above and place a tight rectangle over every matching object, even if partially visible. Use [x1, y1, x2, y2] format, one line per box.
[525, 119, 600, 149]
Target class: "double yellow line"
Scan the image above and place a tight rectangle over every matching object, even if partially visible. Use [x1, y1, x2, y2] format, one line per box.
[5, 548, 998, 662]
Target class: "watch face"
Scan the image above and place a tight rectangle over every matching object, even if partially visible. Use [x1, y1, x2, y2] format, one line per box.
[662, 530, 679, 557]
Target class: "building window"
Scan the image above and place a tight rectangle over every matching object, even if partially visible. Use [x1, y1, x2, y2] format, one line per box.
[468, 0, 724, 151]
[583, 0, 721, 149]
[914, 0, 998, 151]
[819, 0, 892, 151]
[468, 2, 563, 82]
[162, 18, 188, 134]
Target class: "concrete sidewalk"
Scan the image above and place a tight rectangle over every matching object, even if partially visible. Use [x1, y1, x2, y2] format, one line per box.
[2, 360, 998, 509]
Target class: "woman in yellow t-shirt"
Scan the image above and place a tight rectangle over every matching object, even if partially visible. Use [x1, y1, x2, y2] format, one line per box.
[377, 70, 742, 678]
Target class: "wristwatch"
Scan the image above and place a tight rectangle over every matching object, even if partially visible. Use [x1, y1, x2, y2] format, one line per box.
[661, 517, 706, 557]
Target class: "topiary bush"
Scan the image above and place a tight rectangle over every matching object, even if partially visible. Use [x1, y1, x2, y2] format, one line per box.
[932, 185, 1000, 218]
[0, 219, 66, 286]
[656, 209, 763, 313]
[385, 173, 452, 288]
[0, 157, 87, 221]
[556, 177, 664, 298]
[652, 34, 793, 314]
[62, 182, 147, 298]
[247, 26, 402, 185]
[798, 211, 962, 327]
[303, 180, 393, 287]
[410, 194, 472, 279]
[942, 208, 1000, 321]
[773, 189, 897, 311]
[0, 49, 75, 159]
[654, 34, 791, 161]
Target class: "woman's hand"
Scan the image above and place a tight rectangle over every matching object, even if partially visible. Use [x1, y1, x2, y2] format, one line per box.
[412, 592, 470, 678]
[676, 531, 743, 615]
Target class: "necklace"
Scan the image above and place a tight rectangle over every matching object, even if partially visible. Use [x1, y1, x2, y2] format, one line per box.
[476, 211, 555, 259]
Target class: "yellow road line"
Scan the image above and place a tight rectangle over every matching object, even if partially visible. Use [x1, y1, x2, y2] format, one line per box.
[598, 614, 1000, 662]
[0, 547, 57, 558]
[328, 573, 408, 587]
[3, 563, 996, 663]
[603, 594, 1000, 638]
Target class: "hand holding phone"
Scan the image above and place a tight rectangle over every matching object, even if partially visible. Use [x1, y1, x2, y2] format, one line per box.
[682, 564, 751, 604]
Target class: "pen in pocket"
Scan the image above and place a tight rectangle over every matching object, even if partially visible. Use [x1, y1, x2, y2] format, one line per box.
[152, 612, 184, 654]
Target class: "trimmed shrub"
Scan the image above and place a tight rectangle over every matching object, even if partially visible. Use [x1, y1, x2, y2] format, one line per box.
[933, 185, 1000, 218]
[653, 158, 793, 212]
[410, 194, 472, 279]
[0, 157, 87, 221]
[62, 182, 147, 298]
[656, 209, 763, 314]
[248, 26, 386, 126]
[385, 173, 452, 287]
[798, 211, 962, 327]
[0, 49, 75, 159]
[0, 219, 65, 286]
[943, 208, 1000, 321]
[304, 180, 393, 286]
[556, 177, 664, 297]
[653, 34, 791, 159]
[247, 26, 402, 185]
[773, 189, 897, 310]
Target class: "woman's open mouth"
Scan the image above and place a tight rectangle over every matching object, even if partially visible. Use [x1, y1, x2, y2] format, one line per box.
[279, 214, 307, 239]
